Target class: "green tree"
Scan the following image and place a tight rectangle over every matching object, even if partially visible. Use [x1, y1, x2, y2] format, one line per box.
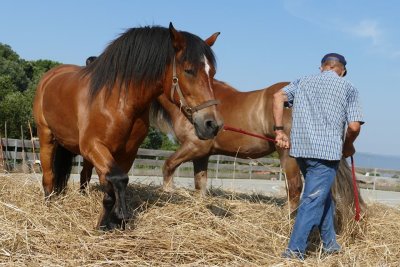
[160, 134, 179, 151]
[140, 127, 163, 149]
[140, 127, 179, 151]
[0, 43, 19, 61]
[0, 91, 32, 138]
[0, 43, 61, 138]
[0, 76, 18, 101]
[0, 43, 30, 91]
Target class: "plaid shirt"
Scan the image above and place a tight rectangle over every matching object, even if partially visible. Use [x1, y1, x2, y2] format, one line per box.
[283, 70, 364, 160]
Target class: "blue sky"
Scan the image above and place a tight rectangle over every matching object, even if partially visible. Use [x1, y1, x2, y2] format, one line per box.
[1, 0, 399, 156]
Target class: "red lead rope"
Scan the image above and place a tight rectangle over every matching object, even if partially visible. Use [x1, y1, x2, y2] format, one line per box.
[351, 156, 361, 221]
[223, 125, 277, 143]
[223, 125, 361, 221]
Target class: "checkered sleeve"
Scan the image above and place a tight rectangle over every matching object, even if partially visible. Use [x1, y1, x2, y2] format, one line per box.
[283, 79, 300, 108]
[346, 85, 365, 125]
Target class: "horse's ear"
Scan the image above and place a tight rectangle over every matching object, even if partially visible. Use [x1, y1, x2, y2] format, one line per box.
[169, 22, 185, 52]
[204, 32, 220, 47]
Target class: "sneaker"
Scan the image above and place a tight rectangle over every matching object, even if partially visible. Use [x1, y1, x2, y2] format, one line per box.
[281, 249, 305, 260]
[322, 243, 341, 255]
[322, 248, 341, 255]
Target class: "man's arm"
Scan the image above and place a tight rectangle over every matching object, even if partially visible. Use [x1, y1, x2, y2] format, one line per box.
[342, 121, 361, 158]
[273, 89, 290, 149]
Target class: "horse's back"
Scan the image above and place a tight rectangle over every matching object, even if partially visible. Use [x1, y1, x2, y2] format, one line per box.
[211, 81, 290, 157]
[34, 64, 82, 105]
[33, 64, 86, 152]
[213, 81, 288, 128]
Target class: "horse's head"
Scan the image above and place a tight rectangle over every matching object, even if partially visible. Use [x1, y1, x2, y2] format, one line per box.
[164, 23, 223, 140]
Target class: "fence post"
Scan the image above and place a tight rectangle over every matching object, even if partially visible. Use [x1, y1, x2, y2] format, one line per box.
[21, 125, 29, 173]
[77, 156, 81, 174]
[249, 162, 252, 179]
[130, 161, 135, 176]
[5, 122, 9, 171]
[13, 139, 18, 170]
[215, 155, 220, 179]
[28, 121, 38, 163]
[0, 135, 4, 171]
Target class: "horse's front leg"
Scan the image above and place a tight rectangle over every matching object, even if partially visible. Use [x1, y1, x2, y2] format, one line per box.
[82, 143, 129, 230]
[162, 142, 209, 192]
[80, 160, 93, 192]
[277, 148, 303, 213]
[193, 156, 210, 196]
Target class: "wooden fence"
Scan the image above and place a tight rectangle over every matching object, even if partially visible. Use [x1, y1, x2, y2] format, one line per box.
[0, 138, 283, 180]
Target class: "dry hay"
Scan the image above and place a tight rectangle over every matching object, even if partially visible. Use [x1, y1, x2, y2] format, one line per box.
[0, 173, 399, 266]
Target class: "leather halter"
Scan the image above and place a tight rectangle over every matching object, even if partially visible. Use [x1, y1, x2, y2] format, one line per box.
[170, 57, 220, 122]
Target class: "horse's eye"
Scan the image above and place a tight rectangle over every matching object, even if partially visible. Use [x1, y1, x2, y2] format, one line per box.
[184, 69, 195, 75]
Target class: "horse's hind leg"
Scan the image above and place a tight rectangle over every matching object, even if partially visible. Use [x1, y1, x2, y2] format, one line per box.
[37, 127, 56, 198]
[80, 160, 93, 192]
[278, 148, 303, 213]
[193, 156, 210, 196]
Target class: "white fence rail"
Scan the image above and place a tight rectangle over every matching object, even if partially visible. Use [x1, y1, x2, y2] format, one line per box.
[0, 138, 282, 179]
[1, 138, 399, 187]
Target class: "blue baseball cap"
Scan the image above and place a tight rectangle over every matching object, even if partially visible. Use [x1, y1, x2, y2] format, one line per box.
[321, 53, 347, 76]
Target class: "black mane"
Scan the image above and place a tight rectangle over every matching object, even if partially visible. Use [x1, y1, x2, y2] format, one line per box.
[82, 25, 216, 100]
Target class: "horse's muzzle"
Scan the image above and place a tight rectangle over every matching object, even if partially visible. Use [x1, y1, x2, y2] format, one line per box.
[193, 114, 223, 140]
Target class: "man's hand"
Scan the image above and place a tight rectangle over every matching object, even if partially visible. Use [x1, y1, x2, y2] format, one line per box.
[342, 122, 361, 158]
[343, 142, 356, 158]
[275, 131, 290, 149]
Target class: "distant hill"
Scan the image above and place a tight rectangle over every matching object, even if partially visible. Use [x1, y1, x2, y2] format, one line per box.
[354, 152, 400, 171]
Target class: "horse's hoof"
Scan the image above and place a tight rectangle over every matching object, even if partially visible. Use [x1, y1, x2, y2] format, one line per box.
[43, 191, 56, 203]
[289, 201, 299, 214]
[193, 189, 207, 198]
[79, 188, 88, 195]
[97, 218, 125, 231]
[162, 185, 175, 193]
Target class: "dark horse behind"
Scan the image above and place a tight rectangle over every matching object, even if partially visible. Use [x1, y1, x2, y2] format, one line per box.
[148, 80, 366, 231]
[33, 23, 224, 230]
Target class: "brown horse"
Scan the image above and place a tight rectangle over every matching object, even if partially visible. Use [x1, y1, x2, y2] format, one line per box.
[149, 80, 365, 228]
[33, 23, 223, 230]
[151, 80, 302, 209]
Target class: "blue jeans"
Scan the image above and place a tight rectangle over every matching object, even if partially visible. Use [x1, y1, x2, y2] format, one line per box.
[284, 158, 341, 258]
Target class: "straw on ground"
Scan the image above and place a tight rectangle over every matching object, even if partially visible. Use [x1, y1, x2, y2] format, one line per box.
[0, 173, 399, 266]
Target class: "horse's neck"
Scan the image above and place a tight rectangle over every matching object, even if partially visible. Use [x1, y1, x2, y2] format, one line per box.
[213, 80, 239, 96]
[149, 94, 183, 135]
[120, 84, 163, 115]
[214, 81, 286, 137]
[157, 94, 178, 117]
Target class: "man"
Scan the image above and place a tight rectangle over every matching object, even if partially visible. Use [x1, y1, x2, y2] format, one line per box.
[272, 53, 364, 259]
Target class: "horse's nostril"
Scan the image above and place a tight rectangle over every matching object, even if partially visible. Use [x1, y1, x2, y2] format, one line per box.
[205, 120, 219, 135]
[205, 120, 214, 128]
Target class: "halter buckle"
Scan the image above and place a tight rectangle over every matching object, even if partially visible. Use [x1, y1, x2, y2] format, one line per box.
[172, 76, 179, 85]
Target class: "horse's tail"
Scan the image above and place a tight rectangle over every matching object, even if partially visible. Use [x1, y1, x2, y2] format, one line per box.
[332, 158, 366, 232]
[52, 144, 74, 194]
[149, 99, 175, 136]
